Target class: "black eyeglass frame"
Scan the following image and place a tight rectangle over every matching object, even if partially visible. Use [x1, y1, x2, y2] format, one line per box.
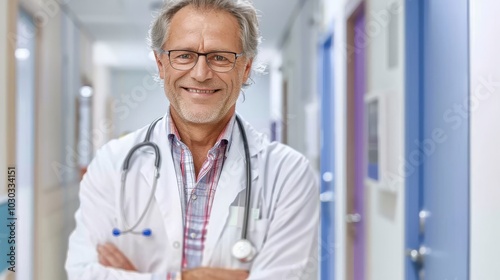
[157, 49, 244, 73]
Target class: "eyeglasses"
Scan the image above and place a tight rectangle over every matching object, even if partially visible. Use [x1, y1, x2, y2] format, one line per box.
[158, 49, 244, 73]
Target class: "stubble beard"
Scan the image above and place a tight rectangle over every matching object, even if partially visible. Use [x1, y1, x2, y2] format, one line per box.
[169, 89, 240, 124]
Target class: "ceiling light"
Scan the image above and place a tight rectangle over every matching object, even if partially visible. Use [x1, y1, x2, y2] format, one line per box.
[15, 48, 30, 60]
[80, 86, 93, 98]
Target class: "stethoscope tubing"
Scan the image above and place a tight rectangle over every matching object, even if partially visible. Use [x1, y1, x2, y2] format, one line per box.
[235, 115, 252, 240]
[116, 118, 163, 236]
[116, 115, 252, 241]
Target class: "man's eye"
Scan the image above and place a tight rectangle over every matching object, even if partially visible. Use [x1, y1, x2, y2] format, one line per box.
[214, 55, 228, 61]
[178, 54, 192, 59]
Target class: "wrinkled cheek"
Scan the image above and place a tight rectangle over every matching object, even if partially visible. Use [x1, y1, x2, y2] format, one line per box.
[163, 78, 177, 100]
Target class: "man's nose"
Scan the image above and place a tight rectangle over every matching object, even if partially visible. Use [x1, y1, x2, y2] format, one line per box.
[190, 55, 213, 81]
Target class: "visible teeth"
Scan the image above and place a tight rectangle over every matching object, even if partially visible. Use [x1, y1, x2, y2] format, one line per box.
[187, 88, 215, 94]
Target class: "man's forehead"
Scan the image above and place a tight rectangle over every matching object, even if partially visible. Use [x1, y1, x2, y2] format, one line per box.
[166, 5, 242, 49]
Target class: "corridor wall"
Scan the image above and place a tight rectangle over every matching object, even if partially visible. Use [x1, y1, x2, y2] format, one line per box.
[470, 0, 500, 278]
[277, 0, 321, 277]
[0, 1, 17, 279]
[281, 0, 321, 169]
[364, 0, 405, 279]
[17, 1, 94, 278]
[321, 0, 406, 279]
[0, 3, 18, 279]
[0, 0, 17, 197]
[110, 68, 167, 137]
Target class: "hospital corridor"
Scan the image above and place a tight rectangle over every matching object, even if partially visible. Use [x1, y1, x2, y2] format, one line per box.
[1, 0, 500, 279]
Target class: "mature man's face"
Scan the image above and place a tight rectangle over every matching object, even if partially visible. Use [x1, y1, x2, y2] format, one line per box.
[156, 5, 253, 125]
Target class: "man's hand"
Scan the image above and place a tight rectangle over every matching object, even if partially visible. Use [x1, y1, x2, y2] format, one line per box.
[182, 267, 249, 280]
[97, 243, 137, 272]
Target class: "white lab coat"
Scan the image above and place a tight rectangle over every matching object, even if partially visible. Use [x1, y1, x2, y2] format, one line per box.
[66, 114, 319, 280]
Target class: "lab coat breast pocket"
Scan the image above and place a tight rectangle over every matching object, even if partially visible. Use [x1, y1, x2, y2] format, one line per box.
[210, 207, 269, 269]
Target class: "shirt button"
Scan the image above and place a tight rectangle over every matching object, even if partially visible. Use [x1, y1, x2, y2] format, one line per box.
[173, 241, 180, 249]
[191, 194, 197, 201]
[190, 232, 197, 239]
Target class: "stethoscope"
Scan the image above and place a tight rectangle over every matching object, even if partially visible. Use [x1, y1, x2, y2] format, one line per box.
[112, 115, 257, 262]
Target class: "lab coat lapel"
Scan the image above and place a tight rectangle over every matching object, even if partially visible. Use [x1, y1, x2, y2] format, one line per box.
[139, 116, 184, 265]
[202, 118, 260, 265]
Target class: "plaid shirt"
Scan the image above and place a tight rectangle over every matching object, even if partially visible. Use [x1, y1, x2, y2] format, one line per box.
[165, 112, 235, 279]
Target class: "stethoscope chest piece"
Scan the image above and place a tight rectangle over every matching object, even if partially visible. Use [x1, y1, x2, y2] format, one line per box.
[232, 239, 256, 263]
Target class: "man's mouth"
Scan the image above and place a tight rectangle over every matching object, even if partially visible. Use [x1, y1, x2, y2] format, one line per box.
[183, 87, 220, 94]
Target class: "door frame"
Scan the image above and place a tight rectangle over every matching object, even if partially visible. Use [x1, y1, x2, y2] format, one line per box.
[346, 2, 366, 279]
[404, 0, 422, 279]
[318, 22, 335, 280]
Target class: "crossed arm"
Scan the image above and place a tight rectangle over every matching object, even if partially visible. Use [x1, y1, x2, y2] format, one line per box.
[67, 144, 319, 280]
[97, 243, 249, 280]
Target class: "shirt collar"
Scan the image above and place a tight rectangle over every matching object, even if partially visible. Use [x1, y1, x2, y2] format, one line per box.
[166, 108, 236, 150]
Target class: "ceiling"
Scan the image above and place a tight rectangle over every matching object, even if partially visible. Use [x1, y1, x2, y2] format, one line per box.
[64, 0, 301, 68]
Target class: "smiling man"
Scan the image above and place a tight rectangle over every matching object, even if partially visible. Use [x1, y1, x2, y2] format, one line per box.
[66, 1, 319, 279]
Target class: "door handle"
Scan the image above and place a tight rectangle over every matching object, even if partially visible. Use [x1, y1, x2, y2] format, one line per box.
[320, 191, 334, 202]
[419, 210, 430, 234]
[322, 172, 333, 182]
[345, 213, 361, 223]
[406, 246, 430, 266]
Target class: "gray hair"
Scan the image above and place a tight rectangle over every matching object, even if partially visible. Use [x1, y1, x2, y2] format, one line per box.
[149, 0, 261, 59]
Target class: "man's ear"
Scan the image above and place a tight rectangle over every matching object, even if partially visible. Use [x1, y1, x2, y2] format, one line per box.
[242, 58, 253, 84]
[155, 52, 165, 79]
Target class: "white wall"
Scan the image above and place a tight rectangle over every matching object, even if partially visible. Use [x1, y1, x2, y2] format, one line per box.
[110, 68, 168, 137]
[236, 71, 271, 136]
[92, 64, 113, 151]
[364, 0, 405, 279]
[269, 54, 284, 141]
[281, 0, 320, 168]
[470, 1, 500, 278]
[277, 3, 321, 279]
[80, 32, 94, 84]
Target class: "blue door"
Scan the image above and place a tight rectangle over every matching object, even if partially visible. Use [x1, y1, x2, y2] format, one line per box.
[405, 0, 469, 279]
[319, 32, 335, 280]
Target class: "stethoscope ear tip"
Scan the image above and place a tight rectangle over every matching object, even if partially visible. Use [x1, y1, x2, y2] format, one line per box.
[112, 228, 121, 237]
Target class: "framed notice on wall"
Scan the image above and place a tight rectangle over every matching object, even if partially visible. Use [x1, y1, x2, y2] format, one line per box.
[364, 90, 387, 188]
[367, 99, 379, 180]
[364, 89, 401, 193]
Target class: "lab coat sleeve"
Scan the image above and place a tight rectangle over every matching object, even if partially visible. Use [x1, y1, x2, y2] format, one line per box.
[248, 154, 320, 280]
[65, 143, 169, 280]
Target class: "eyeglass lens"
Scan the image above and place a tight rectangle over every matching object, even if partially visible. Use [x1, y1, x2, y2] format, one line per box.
[168, 50, 237, 72]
